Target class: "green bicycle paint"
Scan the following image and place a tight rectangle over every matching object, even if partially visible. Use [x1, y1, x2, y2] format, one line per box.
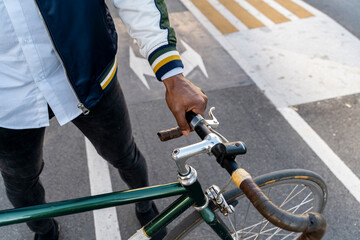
[0, 182, 187, 226]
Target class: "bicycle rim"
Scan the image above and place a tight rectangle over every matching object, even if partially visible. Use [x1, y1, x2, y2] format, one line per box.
[164, 169, 327, 240]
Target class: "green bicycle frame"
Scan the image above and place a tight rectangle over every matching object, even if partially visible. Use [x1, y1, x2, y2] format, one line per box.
[0, 180, 233, 239]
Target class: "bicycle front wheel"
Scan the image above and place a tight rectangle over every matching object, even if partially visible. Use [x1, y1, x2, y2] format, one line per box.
[165, 169, 327, 240]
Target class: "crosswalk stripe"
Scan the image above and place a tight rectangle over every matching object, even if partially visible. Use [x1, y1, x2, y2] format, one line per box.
[235, 0, 276, 27]
[208, 0, 249, 31]
[188, 0, 314, 33]
[273, 0, 313, 18]
[262, 0, 299, 21]
[246, 0, 290, 24]
[219, 0, 265, 29]
[190, 0, 238, 34]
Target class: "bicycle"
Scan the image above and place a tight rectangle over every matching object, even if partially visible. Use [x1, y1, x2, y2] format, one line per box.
[0, 107, 327, 239]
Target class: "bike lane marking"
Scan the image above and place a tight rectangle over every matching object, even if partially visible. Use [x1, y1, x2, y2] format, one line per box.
[181, 0, 360, 202]
[278, 107, 360, 203]
[85, 138, 122, 240]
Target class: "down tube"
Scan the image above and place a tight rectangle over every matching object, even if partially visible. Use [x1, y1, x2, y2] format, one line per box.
[0, 182, 187, 226]
[144, 194, 195, 238]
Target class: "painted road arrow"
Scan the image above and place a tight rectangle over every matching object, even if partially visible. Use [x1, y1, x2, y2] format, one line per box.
[129, 40, 208, 89]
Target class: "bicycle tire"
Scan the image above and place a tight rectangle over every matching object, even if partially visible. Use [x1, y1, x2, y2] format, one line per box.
[164, 169, 327, 240]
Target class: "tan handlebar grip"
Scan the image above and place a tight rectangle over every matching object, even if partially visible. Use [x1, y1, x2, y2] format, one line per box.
[157, 127, 183, 142]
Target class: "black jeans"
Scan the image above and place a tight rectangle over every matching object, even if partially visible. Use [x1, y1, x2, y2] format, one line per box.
[0, 80, 150, 234]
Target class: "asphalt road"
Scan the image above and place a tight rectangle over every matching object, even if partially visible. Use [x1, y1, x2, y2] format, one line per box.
[0, 0, 359, 239]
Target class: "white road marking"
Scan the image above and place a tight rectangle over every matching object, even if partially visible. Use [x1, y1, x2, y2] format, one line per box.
[279, 107, 360, 203]
[234, 0, 276, 27]
[129, 40, 208, 89]
[207, 0, 249, 31]
[182, 0, 360, 202]
[85, 138, 122, 240]
[225, 16, 360, 107]
[129, 47, 153, 90]
[180, 40, 209, 78]
[261, 0, 299, 21]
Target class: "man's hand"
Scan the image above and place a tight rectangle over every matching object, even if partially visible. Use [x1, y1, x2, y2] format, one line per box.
[163, 74, 208, 136]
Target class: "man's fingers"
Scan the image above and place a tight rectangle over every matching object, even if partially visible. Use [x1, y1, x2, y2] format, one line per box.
[173, 110, 191, 136]
[187, 93, 208, 118]
[163, 74, 208, 137]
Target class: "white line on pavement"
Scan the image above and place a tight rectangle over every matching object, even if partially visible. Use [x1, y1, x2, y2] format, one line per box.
[181, 0, 360, 203]
[278, 107, 360, 203]
[85, 138, 122, 240]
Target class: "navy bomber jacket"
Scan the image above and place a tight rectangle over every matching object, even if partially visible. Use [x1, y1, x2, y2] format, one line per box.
[35, 0, 184, 112]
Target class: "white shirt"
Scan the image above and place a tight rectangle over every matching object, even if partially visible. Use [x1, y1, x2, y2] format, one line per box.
[0, 0, 85, 129]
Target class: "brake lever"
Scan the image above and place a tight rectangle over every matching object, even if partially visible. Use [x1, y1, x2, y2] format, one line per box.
[205, 107, 219, 129]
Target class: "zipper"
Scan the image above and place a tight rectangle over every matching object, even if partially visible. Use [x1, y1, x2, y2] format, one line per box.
[33, 0, 90, 115]
[77, 103, 90, 115]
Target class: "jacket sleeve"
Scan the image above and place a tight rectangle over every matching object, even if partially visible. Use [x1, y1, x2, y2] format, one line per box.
[112, 0, 184, 81]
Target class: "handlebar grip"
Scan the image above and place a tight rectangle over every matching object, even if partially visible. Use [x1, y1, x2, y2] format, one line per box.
[157, 127, 183, 142]
[157, 111, 199, 141]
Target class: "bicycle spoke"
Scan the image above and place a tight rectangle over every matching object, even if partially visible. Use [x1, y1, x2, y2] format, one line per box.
[239, 226, 293, 240]
[266, 193, 314, 239]
[255, 184, 295, 237]
[285, 198, 313, 213]
[266, 226, 284, 239]
[280, 185, 307, 207]
[233, 185, 315, 240]
[251, 188, 272, 240]
[227, 214, 238, 239]
[278, 184, 299, 207]
[239, 201, 251, 239]
[280, 232, 297, 240]
[238, 218, 269, 234]
[288, 193, 312, 214]
[283, 187, 308, 206]
[266, 196, 315, 240]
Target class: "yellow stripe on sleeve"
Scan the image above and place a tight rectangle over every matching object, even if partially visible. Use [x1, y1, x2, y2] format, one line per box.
[153, 55, 181, 73]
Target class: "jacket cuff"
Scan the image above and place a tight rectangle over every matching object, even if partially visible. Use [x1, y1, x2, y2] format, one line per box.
[148, 45, 184, 81]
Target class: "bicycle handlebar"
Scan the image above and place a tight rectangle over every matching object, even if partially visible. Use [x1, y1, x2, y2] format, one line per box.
[157, 127, 183, 141]
[183, 111, 327, 240]
[157, 111, 211, 142]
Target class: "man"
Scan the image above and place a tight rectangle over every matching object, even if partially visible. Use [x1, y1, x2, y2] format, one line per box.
[0, 0, 207, 239]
